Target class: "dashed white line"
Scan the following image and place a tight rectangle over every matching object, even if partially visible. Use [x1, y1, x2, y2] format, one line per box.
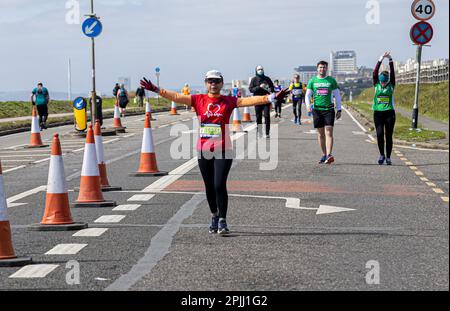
[128, 194, 155, 202]
[432, 188, 445, 194]
[9, 264, 59, 278]
[73, 228, 109, 237]
[94, 215, 126, 223]
[45, 244, 88, 255]
[2, 165, 26, 173]
[426, 182, 437, 187]
[113, 204, 142, 211]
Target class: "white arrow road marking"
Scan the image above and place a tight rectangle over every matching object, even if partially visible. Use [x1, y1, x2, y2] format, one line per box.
[85, 21, 98, 34]
[316, 205, 356, 215]
[7, 185, 46, 208]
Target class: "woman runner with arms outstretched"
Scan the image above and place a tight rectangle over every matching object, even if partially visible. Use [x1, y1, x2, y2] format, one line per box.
[140, 70, 288, 235]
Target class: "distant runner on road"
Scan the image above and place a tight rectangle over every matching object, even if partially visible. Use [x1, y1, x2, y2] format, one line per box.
[289, 74, 305, 125]
[140, 70, 288, 235]
[30, 82, 50, 130]
[372, 51, 396, 165]
[305, 61, 342, 164]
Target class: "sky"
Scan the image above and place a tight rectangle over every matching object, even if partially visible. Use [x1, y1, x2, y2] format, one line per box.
[0, 0, 448, 95]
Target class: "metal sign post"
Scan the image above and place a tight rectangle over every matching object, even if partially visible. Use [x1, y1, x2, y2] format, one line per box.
[409, 0, 435, 130]
[82, 0, 103, 126]
[155, 67, 161, 107]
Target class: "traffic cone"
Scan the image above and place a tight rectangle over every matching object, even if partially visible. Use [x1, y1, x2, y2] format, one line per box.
[113, 102, 126, 133]
[242, 107, 252, 122]
[0, 160, 32, 267]
[130, 113, 168, 177]
[26, 106, 49, 148]
[145, 100, 156, 121]
[170, 101, 179, 115]
[231, 108, 247, 133]
[94, 120, 122, 192]
[29, 134, 88, 231]
[73, 125, 116, 207]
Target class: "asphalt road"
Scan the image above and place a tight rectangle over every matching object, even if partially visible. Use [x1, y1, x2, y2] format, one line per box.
[0, 105, 448, 291]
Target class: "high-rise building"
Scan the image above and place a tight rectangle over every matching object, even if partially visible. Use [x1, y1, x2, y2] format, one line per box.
[293, 66, 317, 83]
[330, 51, 358, 75]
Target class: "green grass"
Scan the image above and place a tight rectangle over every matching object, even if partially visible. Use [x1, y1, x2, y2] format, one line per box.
[0, 97, 171, 119]
[346, 101, 446, 143]
[356, 81, 449, 123]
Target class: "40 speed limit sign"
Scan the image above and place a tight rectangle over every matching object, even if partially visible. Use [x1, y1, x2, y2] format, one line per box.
[411, 0, 436, 21]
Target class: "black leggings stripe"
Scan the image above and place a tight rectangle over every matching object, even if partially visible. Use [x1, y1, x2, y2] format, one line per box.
[198, 156, 233, 219]
[374, 110, 396, 158]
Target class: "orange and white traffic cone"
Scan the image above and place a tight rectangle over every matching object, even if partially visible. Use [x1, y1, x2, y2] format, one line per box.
[73, 125, 116, 207]
[170, 101, 179, 115]
[29, 134, 88, 231]
[0, 160, 32, 267]
[145, 100, 156, 121]
[242, 107, 252, 122]
[131, 113, 168, 177]
[94, 120, 122, 192]
[26, 106, 48, 148]
[231, 108, 246, 133]
[113, 102, 126, 133]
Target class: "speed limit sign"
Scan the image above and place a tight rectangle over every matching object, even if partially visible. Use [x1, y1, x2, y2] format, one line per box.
[411, 0, 436, 21]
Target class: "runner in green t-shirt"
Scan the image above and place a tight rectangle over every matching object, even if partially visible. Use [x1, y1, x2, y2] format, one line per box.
[305, 61, 342, 164]
[372, 51, 396, 165]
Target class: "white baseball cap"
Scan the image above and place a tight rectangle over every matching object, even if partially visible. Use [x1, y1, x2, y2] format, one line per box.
[205, 70, 223, 80]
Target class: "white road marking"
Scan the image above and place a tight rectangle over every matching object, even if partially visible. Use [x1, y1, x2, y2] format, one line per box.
[33, 158, 51, 164]
[94, 215, 126, 223]
[158, 124, 169, 128]
[342, 106, 367, 132]
[104, 138, 120, 144]
[441, 197, 449, 202]
[128, 194, 155, 201]
[73, 228, 109, 237]
[426, 182, 437, 187]
[2, 165, 26, 173]
[45, 243, 87, 255]
[420, 177, 429, 182]
[432, 188, 445, 194]
[122, 133, 136, 138]
[7, 185, 46, 208]
[9, 264, 59, 278]
[113, 204, 141, 211]
[0, 154, 49, 158]
[352, 131, 366, 135]
[415, 171, 424, 176]
[409, 166, 418, 170]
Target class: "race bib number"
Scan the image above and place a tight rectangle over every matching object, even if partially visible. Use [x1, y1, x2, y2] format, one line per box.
[377, 96, 390, 104]
[200, 123, 222, 139]
[292, 89, 302, 96]
[317, 88, 329, 96]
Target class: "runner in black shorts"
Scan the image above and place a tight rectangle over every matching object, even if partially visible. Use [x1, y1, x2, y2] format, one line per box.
[305, 61, 342, 164]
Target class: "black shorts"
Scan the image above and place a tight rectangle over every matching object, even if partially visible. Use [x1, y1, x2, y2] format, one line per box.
[36, 104, 48, 117]
[118, 98, 129, 108]
[312, 109, 335, 128]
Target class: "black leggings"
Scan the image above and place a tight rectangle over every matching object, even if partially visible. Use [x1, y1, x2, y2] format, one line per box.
[292, 99, 302, 119]
[274, 100, 283, 115]
[36, 104, 48, 124]
[198, 155, 233, 219]
[255, 104, 271, 135]
[374, 110, 396, 158]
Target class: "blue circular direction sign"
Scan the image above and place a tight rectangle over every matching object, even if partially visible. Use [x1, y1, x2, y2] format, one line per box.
[155, 67, 161, 73]
[73, 97, 87, 110]
[82, 18, 103, 38]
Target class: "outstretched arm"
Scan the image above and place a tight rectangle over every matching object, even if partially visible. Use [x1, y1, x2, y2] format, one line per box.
[159, 89, 192, 106]
[388, 56, 395, 87]
[237, 87, 290, 107]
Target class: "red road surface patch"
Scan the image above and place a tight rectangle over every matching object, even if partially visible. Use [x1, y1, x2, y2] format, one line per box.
[166, 180, 430, 197]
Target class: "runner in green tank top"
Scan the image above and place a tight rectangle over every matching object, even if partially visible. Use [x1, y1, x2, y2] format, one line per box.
[372, 52, 396, 165]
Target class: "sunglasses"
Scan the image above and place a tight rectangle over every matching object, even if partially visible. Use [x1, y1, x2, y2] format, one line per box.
[206, 78, 222, 84]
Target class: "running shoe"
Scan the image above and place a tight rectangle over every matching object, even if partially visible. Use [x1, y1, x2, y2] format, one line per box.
[324, 154, 335, 164]
[298, 119, 302, 125]
[319, 155, 327, 164]
[378, 155, 385, 165]
[294, 117, 298, 124]
[218, 219, 230, 235]
[209, 216, 219, 234]
[386, 158, 392, 165]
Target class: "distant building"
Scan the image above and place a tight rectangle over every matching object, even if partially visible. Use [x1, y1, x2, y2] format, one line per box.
[118, 77, 131, 91]
[394, 58, 449, 84]
[294, 66, 317, 83]
[330, 50, 358, 75]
